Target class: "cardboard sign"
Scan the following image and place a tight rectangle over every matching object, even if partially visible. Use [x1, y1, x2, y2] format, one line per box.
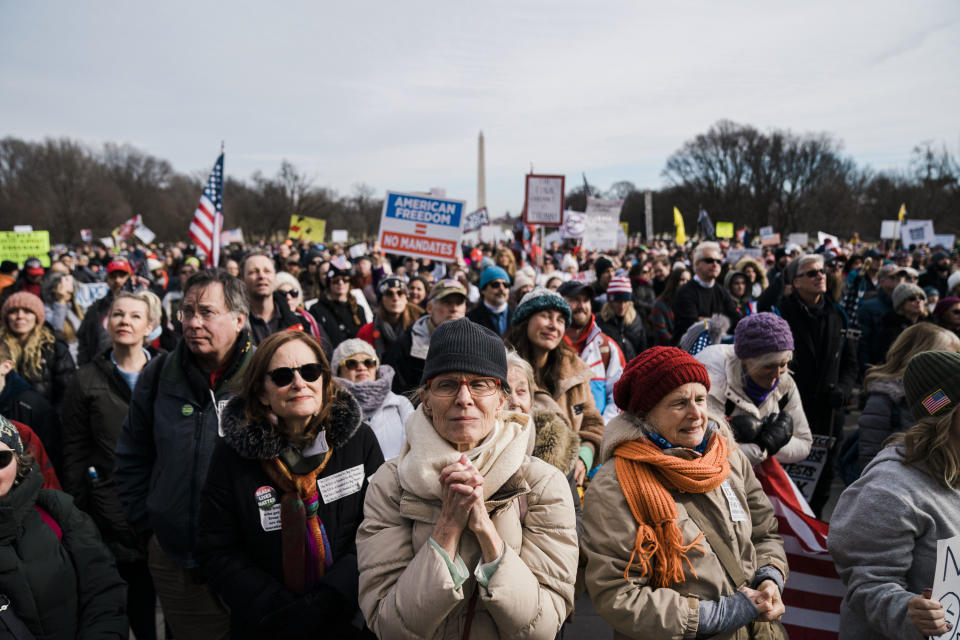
[288, 215, 326, 242]
[761, 233, 781, 246]
[75, 282, 110, 312]
[716, 222, 734, 239]
[787, 233, 809, 248]
[378, 191, 465, 263]
[581, 197, 622, 251]
[933, 234, 956, 250]
[561, 210, 585, 239]
[463, 207, 490, 232]
[220, 228, 245, 245]
[759, 225, 775, 238]
[523, 175, 565, 226]
[331, 229, 348, 243]
[930, 534, 960, 640]
[879, 220, 898, 240]
[781, 435, 835, 503]
[817, 231, 839, 248]
[0, 230, 51, 267]
[725, 248, 762, 265]
[901, 219, 935, 246]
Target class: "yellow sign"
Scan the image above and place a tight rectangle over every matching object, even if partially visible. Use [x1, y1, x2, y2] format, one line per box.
[0, 231, 51, 267]
[288, 215, 326, 243]
[716, 222, 734, 239]
[620, 222, 629, 236]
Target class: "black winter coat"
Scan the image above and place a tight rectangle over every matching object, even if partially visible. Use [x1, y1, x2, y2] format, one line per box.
[310, 297, 367, 347]
[20, 327, 76, 409]
[466, 303, 513, 336]
[0, 467, 127, 639]
[76, 293, 114, 365]
[381, 326, 425, 396]
[671, 279, 741, 342]
[196, 391, 383, 639]
[596, 314, 647, 363]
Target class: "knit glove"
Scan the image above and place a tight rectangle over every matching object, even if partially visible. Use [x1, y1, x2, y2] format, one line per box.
[697, 591, 760, 638]
[728, 414, 762, 444]
[754, 412, 793, 456]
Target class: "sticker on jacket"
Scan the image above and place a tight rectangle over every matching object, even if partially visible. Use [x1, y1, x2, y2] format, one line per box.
[256, 486, 282, 531]
[318, 465, 365, 504]
[720, 480, 747, 522]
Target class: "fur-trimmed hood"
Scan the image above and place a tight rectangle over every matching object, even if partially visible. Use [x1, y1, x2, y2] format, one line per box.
[220, 388, 363, 460]
[531, 409, 580, 475]
[864, 377, 906, 403]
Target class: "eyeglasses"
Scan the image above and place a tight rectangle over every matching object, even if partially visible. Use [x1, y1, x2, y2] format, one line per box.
[698, 257, 722, 265]
[428, 376, 500, 397]
[0, 450, 13, 470]
[281, 289, 300, 298]
[266, 363, 324, 387]
[330, 276, 348, 285]
[382, 289, 406, 298]
[340, 358, 377, 371]
[487, 281, 509, 289]
[803, 269, 826, 279]
[178, 306, 227, 323]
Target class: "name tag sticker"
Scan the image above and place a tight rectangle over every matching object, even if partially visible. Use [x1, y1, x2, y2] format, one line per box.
[260, 504, 282, 531]
[318, 464, 365, 504]
[721, 480, 747, 522]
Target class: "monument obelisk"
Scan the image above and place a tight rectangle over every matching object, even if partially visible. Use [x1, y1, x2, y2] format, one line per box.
[477, 131, 486, 210]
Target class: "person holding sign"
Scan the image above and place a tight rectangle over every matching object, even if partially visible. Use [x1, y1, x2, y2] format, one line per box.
[196, 331, 384, 639]
[829, 350, 960, 639]
[582, 347, 788, 639]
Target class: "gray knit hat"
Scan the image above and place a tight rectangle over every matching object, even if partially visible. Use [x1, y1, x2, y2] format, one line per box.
[903, 350, 960, 420]
[420, 317, 508, 385]
[734, 312, 794, 360]
[331, 338, 378, 371]
[512, 286, 572, 326]
[892, 282, 925, 311]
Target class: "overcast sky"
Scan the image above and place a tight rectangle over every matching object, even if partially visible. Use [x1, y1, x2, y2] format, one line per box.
[2, 1, 958, 221]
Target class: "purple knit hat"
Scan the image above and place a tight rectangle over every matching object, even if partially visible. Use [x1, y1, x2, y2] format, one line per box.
[734, 312, 794, 360]
[934, 297, 960, 320]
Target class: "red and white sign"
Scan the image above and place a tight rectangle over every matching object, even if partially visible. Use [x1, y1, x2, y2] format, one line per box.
[378, 191, 466, 263]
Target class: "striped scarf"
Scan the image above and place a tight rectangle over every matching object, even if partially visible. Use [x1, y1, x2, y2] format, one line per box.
[262, 451, 334, 594]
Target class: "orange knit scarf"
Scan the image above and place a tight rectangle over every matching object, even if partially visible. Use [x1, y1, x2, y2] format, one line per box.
[613, 431, 730, 587]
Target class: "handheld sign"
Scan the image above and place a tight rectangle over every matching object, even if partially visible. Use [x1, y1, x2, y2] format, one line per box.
[378, 191, 465, 263]
[524, 175, 565, 226]
[931, 535, 960, 640]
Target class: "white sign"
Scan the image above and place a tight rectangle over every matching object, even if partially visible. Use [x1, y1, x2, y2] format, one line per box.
[901, 219, 935, 246]
[378, 191, 466, 263]
[561, 210, 585, 239]
[13, 225, 33, 233]
[759, 225, 775, 238]
[725, 248, 763, 265]
[220, 228, 244, 245]
[879, 220, 899, 240]
[348, 243, 368, 259]
[524, 175, 565, 226]
[781, 435, 835, 503]
[479, 225, 507, 244]
[581, 197, 621, 251]
[933, 234, 956, 250]
[318, 464, 365, 504]
[75, 282, 110, 312]
[331, 229, 348, 243]
[98, 237, 114, 249]
[787, 233, 809, 248]
[463, 208, 490, 232]
[817, 231, 839, 248]
[133, 223, 155, 244]
[930, 534, 960, 640]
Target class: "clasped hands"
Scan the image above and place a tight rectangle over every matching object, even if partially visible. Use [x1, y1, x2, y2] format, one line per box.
[432, 454, 503, 563]
[739, 580, 785, 622]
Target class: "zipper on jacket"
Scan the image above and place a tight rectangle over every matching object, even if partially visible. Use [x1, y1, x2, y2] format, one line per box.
[188, 409, 203, 559]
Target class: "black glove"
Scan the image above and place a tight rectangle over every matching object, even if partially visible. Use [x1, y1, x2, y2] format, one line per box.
[755, 412, 794, 456]
[728, 414, 762, 444]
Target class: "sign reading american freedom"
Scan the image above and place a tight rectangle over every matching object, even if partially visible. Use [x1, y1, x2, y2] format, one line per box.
[377, 191, 466, 263]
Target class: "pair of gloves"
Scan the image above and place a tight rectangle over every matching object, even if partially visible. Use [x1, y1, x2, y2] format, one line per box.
[728, 412, 794, 456]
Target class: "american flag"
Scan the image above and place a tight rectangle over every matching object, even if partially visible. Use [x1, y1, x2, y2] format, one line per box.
[189, 153, 224, 267]
[922, 389, 950, 415]
[754, 457, 841, 639]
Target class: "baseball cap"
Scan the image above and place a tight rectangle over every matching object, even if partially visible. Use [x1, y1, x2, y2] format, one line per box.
[557, 280, 594, 300]
[23, 257, 44, 276]
[107, 259, 132, 274]
[429, 278, 468, 302]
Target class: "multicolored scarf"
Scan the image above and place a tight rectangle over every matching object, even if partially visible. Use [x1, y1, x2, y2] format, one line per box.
[262, 451, 334, 594]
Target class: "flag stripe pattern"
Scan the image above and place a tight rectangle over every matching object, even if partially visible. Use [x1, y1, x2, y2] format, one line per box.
[754, 457, 840, 639]
[922, 389, 950, 415]
[189, 153, 224, 267]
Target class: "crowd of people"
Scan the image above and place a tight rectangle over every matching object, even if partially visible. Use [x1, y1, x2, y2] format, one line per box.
[0, 230, 959, 639]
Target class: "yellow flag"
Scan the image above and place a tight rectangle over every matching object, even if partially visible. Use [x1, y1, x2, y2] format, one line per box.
[673, 207, 687, 245]
[897, 203, 906, 222]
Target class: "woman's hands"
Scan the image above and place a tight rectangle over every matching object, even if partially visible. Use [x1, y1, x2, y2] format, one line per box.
[431, 455, 484, 558]
[909, 589, 950, 637]
[740, 581, 785, 622]
[574, 459, 587, 486]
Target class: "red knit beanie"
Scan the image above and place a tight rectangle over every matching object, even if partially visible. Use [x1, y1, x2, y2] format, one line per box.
[613, 346, 710, 415]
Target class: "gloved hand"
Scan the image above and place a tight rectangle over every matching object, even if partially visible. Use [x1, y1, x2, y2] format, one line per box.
[755, 412, 794, 456]
[728, 414, 762, 444]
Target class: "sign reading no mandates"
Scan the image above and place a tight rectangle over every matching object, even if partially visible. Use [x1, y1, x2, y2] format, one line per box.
[378, 191, 466, 263]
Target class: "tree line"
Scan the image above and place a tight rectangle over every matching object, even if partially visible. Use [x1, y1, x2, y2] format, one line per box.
[1, 120, 957, 244]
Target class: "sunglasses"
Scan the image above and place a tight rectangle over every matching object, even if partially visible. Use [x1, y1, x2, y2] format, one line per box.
[698, 257, 722, 265]
[803, 269, 826, 278]
[0, 450, 13, 470]
[340, 358, 377, 371]
[487, 281, 509, 289]
[267, 363, 323, 387]
[281, 289, 299, 298]
[904, 296, 924, 303]
[330, 276, 348, 284]
[382, 289, 406, 298]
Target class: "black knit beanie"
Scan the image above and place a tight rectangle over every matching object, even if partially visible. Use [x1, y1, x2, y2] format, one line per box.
[420, 317, 508, 386]
[903, 350, 960, 421]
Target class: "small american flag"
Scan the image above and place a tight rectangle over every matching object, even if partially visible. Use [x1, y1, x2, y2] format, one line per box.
[922, 389, 950, 415]
[188, 153, 224, 267]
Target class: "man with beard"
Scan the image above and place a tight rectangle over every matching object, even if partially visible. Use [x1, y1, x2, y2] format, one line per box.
[559, 280, 624, 422]
[918, 251, 952, 297]
[466, 265, 513, 336]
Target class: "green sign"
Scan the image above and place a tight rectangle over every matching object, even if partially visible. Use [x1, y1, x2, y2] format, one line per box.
[716, 222, 734, 239]
[0, 231, 51, 267]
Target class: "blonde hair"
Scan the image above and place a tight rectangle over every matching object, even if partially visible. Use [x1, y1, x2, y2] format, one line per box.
[0, 324, 54, 385]
[890, 406, 960, 489]
[600, 300, 637, 325]
[112, 290, 162, 329]
[864, 324, 960, 388]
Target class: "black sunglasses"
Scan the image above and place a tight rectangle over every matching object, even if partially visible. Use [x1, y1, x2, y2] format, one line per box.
[267, 363, 323, 387]
[341, 358, 377, 371]
[282, 289, 300, 298]
[0, 450, 13, 470]
[803, 268, 826, 278]
[699, 257, 722, 265]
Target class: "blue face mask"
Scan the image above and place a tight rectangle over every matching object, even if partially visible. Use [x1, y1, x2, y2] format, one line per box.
[147, 325, 162, 343]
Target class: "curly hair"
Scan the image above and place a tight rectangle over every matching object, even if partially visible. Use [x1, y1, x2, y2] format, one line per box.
[0, 324, 54, 385]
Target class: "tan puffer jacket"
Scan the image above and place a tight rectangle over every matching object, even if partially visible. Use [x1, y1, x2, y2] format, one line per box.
[357, 411, 579, 639]
[550, 349, 605, 459]
[581, 412, 788, 640]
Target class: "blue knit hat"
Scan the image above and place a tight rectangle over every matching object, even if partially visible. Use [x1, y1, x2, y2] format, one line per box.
[479, 265, 510, 290]
[512, 287, 571, 326]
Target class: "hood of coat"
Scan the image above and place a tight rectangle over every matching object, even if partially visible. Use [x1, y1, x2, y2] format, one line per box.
[532, 409, 580, 475]
[220, 388, 363, 460]
[864, 377, 906, 403]
[0, 464, 43, 543]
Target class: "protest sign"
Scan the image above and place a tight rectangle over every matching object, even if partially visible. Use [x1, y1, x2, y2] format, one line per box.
[930, 535, 960, 640]
[13, 225, 33, 233]
[134, 223, 155, 244]
[582, 197, 622, 251]
[900, 219, 935, 246]
[80, 229, 93, 243]
[933, 234, 956, 249]
[560, 210, 585, 239]
[523, 175, 565, 226]
[479, 225, 507, 244]
[759, 225, 775, 238]
[98, 237, 114, 249]
[378, 191, 465, 263]
[288, 215, 326, 243]
[463, 207, 490, 232]
[0, 230, 51, 267]
[787, 233, 809, 248]
[879, 220, 898, 240]
[761, 233, 781, 246]
[220, 228, 244, 245]
[716, 222, 734, 238]
[817, 231, 839, 248]
[348, 243, 368, 259]
[781, 435, 835, 503]
[331, 229, 348, 243]
[75, 282, 110, 312]
[724, 248, 762, 265]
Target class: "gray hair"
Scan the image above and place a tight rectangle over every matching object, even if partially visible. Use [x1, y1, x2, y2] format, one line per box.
[184, 269, 249, 318]
[240, 249, 275, 276]
[506, 349, 535, 395]
[693, 241, 722, 264]
[112, 290, 162, 329]
[789, 254, 824, 283]
[40, 271, 70, 304]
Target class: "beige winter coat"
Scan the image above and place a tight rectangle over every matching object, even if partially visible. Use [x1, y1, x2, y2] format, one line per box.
[581, 412, 788, 640]
[357, 408, 578, 639]
[550, 349, 605, 459]
[696, 344, 813, 465]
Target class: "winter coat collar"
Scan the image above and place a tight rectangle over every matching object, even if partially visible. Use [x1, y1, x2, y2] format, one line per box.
[334, 365, 396, 419]
[219, 388, 363, 460]
[599, 411, 729, 464]
[864, 377, 906, 403]
[0, 465, 42, 543]
[532, 409, 580, 474]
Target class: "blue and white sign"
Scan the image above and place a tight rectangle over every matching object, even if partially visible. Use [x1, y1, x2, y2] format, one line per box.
[378, 191, 466, 262]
